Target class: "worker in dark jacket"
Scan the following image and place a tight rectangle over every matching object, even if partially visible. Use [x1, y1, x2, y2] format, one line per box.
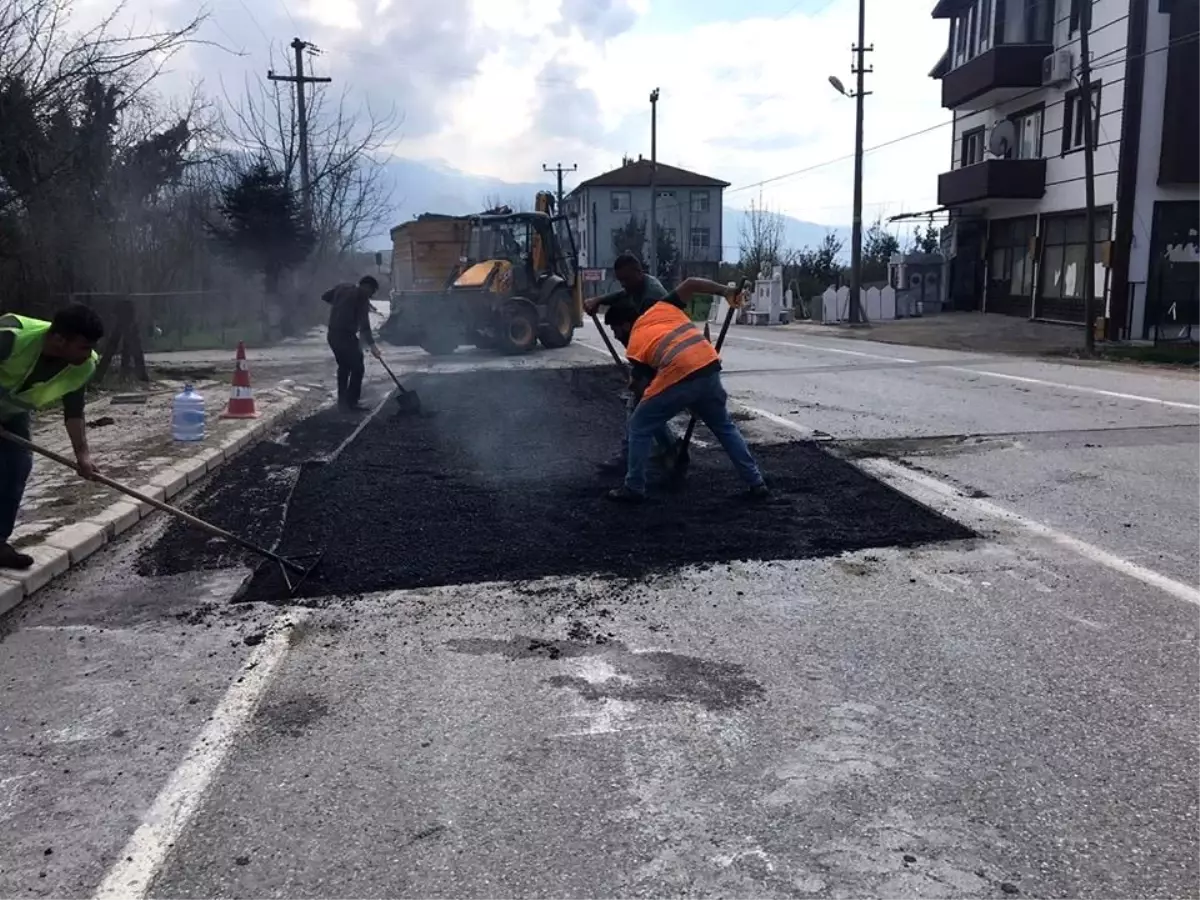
[584, 252, 674, 318]
[323, 275, 381, 412]
[604, 278, 767, 503]
[0, 304, 104, 569]
[584, 253, 687, 473]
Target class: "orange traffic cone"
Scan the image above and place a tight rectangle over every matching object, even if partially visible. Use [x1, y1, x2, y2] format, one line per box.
[220, 341, 260, 419]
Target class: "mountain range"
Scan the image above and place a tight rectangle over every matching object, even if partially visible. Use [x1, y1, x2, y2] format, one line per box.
[375, 158, 851, 261]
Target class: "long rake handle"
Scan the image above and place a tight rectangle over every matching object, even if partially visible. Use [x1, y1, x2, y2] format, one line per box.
[677, 280, 748, 454]
[377, 356, 410, 393]
[590, 312, 628, 371]
[0, 427, 307, 574]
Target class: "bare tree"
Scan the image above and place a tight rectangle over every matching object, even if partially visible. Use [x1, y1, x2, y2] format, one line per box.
[219, 52, 401, 258]
[480, 193, 512, 214]
[0, 0, 207, 216]
[737, 197, 786, 280]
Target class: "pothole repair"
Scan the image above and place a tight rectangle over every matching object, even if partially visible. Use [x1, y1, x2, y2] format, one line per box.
[136, 365, 974, 602]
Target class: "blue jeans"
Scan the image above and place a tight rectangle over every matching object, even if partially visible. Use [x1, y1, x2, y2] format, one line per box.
[621, 392, 676, 460]
[626, 371, 764, 495]
[0, 413, 32, 543]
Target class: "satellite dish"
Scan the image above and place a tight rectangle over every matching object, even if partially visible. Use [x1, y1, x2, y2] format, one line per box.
[989, 120, 1017, 158]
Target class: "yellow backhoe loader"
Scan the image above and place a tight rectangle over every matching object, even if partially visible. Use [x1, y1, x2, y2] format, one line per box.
[381, 191, 584, 355]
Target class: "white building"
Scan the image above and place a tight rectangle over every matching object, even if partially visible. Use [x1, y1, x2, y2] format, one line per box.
[565, 157, 728, 291]
[931, 0, 1198, 339]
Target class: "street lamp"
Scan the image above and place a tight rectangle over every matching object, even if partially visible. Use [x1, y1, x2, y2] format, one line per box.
[649, 88, 660, 277]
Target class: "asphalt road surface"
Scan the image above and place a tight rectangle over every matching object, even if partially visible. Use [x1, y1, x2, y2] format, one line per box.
[1, 326, 1196, 900]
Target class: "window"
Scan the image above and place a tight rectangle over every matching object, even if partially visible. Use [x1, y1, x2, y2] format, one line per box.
[949, 0, 995, 65]
[610, 191, 631, 213]
[1037, 212, 1111, 320]
[960, 127, 985, 167]
[690, 191, 710, 214]
[1009, 105, 1044, 159]
[1062, 82, 1101, 154]
[660, 227, 677, 248]
[1002, 0, 1051, 44]
[1069, 0, 1082, 34]
[689, 227, 711, 253]
[988, 216, 1037, 300]
[954, 11, 970, 66]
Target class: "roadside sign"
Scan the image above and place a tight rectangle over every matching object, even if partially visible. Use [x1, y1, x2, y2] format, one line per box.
[582, 268, 605, 282]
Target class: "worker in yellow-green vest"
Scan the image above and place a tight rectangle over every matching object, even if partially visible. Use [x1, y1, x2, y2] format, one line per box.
[0, 304, 105, 570]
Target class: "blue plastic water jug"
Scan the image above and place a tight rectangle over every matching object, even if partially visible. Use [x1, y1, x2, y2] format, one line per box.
[172, 383, 206, 442]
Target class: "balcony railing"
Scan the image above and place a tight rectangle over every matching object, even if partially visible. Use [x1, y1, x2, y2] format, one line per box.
[938, 158, 1047, 206]
[940, 43, 1052, 109]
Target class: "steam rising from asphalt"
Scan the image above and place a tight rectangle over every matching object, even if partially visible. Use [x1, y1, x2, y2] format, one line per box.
[416, 364, 622, 486]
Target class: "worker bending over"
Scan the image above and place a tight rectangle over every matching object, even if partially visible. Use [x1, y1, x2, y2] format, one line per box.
[323, 275, 382, 412]
[0, 304, 104, 569]
[583, 253, 683, 473]
[604, 278, 769, 503]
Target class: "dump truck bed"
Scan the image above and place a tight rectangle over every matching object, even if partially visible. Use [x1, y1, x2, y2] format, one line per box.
[390, 216, 470, 290]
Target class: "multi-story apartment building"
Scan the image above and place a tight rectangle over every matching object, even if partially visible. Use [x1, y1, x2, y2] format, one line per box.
[932, 0, 1198, 339]
[565, 157, 728, 288]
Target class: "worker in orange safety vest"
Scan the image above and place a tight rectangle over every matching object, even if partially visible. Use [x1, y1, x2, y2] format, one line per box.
[602, 277, 769, 503]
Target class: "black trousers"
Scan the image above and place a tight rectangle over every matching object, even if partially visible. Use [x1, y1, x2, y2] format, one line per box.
[0, 412, 32, 544]
[328, 332, 365, 407]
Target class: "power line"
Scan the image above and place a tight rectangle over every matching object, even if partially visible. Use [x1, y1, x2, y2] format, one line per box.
[711, 29, 1198, 207]
[576, 19, 1198, 229]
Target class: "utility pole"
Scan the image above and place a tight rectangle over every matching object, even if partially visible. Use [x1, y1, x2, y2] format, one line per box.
[542, 163, 577, 211]
[1078, 3, 1098, 353]
[268, 38, 331, 225]
[848, 0, 872, 325]
[648, 88, 660, 277]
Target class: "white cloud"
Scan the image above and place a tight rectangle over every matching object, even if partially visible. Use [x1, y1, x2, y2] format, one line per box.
[396, 0, 950, 226]
[64, 0, 952, 229]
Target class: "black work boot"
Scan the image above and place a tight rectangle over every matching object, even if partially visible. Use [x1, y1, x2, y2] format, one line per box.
[746, 483, 771, 501]
[0, 543, 34, 570]
[596, 452, 627, 474]
[605, 486, 646, 504]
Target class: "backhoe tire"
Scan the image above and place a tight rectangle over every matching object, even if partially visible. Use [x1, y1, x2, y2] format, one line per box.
[419, 326, 460, 356]
[495, 300, 539, 355]
[538, 289, 575, 349]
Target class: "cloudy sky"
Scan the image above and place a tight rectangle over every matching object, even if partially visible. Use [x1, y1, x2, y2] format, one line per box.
[85, 0, 952, 227]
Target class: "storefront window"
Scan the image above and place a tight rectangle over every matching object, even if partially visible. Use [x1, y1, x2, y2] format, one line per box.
[988, 216, 1036, 299]
[1039, 214, 1109, 301]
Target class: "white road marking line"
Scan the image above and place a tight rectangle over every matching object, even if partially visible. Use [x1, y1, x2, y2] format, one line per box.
[939, 365, 1200, 410]
[724, 334, 1200, 410]
[575, 339, 615, 359]
[728, 333, 917, 363]
[93, 611, 305, 900]
[758, 408, 1200, 607]
[741, 405, 820, 437]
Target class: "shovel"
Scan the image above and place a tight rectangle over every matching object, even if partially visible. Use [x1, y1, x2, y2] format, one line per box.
[376, 356, 422, 415]
[669, 279, 751, 482]
[590, 311, 628, 372]
[0, 428, 322, 596]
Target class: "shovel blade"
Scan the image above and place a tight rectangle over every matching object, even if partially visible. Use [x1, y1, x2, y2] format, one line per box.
[394, 390, 422, 415]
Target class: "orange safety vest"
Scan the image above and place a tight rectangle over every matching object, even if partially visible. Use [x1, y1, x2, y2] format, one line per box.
[626, 301, 719, 400]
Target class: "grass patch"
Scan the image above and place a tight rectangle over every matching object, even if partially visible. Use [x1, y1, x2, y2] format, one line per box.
[1098, 343, 1199, 366]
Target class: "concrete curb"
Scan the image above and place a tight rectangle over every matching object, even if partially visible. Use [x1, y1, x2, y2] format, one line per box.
[0, 395, 303, 619]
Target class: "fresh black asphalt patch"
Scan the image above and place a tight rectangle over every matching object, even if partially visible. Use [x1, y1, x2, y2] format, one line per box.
[137, 365, 973, 600]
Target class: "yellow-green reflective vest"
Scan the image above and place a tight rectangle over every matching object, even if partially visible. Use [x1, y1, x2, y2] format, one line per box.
[0, 314, 98, 417]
